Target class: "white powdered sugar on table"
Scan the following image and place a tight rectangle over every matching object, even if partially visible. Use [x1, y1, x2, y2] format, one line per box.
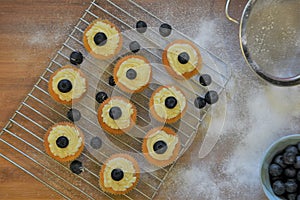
[158, 17, 300, 199]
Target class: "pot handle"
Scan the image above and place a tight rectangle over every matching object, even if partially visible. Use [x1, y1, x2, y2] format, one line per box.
[225, 0, 239, 24]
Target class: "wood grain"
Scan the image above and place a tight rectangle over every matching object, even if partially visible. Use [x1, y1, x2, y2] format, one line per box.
[0, 0, 265, 199]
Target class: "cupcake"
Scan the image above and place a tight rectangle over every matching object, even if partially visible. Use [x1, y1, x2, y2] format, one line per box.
[162, 39, 202, 79]
[99, 154, 140, 195]
[149, 85, 187, 123]
[142, 127, 180, 167]
[48, 66, 87, 105]
[98, 97, 137, 134]
[44, 122, 85, 162]
[113, 55, 152, 93]
[83, 19, 122, 60]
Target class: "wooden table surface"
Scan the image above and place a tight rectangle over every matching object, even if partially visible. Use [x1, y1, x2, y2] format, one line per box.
[0, 0, 268, 199]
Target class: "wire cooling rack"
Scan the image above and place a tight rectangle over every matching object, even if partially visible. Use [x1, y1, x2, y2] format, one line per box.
[0, 0, 230, 199]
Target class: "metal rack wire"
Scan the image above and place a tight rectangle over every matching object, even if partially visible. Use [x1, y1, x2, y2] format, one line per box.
[0, 0, 230, 199]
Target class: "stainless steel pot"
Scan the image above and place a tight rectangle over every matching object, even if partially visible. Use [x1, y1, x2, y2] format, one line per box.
[226, 0, 300, 86]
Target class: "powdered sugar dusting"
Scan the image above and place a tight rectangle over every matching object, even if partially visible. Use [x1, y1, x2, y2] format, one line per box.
[157, 15, 300, 199]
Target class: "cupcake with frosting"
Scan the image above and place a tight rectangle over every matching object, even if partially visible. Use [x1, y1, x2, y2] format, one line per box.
[97, 97, 137, 134]
[142, 127, 180, 167]
[113, 55, 152, 93]
[149, 85, 187, 124]
[48, 65, 87, 105]
[83, 19, 122, 60]
[162, 39, 202, 79]
[99, 154, 140, 195]
[44, 122, 85, 162]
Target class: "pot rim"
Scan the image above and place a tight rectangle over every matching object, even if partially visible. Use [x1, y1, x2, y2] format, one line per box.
[229, 0, 300, 86]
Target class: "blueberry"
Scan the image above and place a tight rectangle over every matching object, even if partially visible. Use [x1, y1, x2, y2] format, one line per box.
[94, 32, 107, 46]
[136, 20, 147, 33]
[279, 197, 288, 200]
[285, 179, 298, 193]
[129, 41, 140, 53]
[111, 168, 124, 181]
[58, 79, 72, 93]
[90, 137, 102, 149]
[67, 108, 81, 122]
[285, 145, 299, 154]
[178, 52, 190, 64]
[297, 142, 300, 151]
[165, 96, 177, 109]
[159, 23, 172, 37]
[70, 160, 83, 175]
[199, 74, 212, 86]
[126, 69, 137, 80]
[273, 155, 287, 168]
[272, 180, 286, 196]
[70, 51, 83, 65]
[269, 163, 283, 177]
[294, 156, 300, 169]
[287, 193, 297, 200]
[284, 167, 297, 178]
[108, 76, 116, 86]
[205, 90, 219, 104]
[56, 136, 69, 148]
[271, 176, 282, 183]
[296, 171, 300, 181]
[283, 152, 296, 165]
[153, 140, 168, 154]
[194, 96, 206, 109]
[109, 106, 122, 120]
[95, 91, 108, 104]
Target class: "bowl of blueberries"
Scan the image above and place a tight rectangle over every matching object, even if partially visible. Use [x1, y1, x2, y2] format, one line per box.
[261, 134, 300, 200]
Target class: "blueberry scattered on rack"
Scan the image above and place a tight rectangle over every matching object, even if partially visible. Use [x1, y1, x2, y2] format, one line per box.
[108, 76, 116, 86]
[159, 23, 172, 37]
[136, 20, 147, 33]
[129, 41, 141, 53]
[90, 137, 102, 149]
[194, 96, 206, 109]
[95, 91, 108, 103]
[67, 108, 81, 122]
[199, 74, 212, 86]
[70, 51, 83, 65]
[70, 160, 83, 175]
[205, 90, 219, 105]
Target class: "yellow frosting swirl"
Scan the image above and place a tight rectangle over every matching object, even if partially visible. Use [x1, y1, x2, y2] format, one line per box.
[47, 125, 83, 158]
[152, 86, 186, 119]
[146, 130, 179, 161]
[116, 57, 151, 91]
[52, 68, 87, 102]
[167, 43, 199, 75]
[102, 99, 134, 129]
[86, 21, 121, 56]
[103, 157, 137, 192]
